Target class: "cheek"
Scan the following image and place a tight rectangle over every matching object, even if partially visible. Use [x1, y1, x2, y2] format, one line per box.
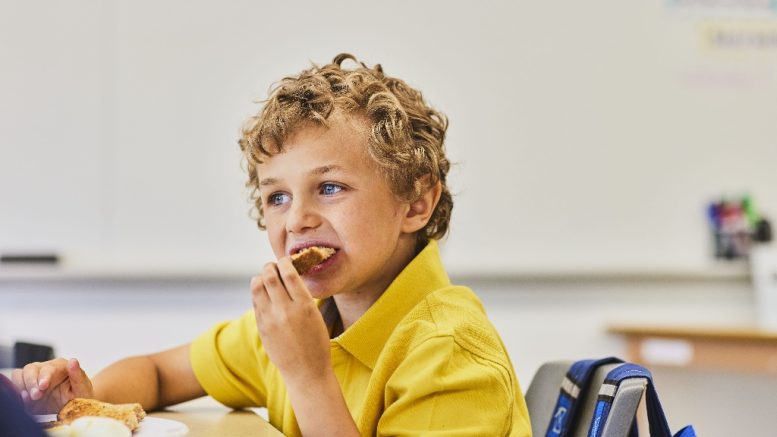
[264, 217, 286, 256]
[337, 202, 403, 246]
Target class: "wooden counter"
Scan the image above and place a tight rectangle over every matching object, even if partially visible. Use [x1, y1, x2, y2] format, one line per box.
[608, 324, 777, 374]
[150, 397, 284, 437]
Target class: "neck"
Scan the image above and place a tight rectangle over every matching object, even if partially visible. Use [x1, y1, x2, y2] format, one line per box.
[333, 235, 419, 330]
[333, 293, 380, 331]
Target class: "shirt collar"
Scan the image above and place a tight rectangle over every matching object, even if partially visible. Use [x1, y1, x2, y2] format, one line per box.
[332, 239, 450, 369]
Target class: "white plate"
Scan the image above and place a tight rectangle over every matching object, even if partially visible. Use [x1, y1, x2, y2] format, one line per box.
[35, 416, 188, 437]
[134, 417, 189, 437]
[34, 414, 57, 423]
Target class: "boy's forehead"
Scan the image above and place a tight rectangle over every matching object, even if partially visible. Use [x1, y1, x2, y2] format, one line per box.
[257, 126, 376, 179]
[266, 117, 373, 162]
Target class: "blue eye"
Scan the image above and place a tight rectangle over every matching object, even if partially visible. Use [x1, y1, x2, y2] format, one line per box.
[268, 192, 291, 206]
[321, 183, 343, 196]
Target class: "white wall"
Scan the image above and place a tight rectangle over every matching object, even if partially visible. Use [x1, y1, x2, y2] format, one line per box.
[3, 0, 777, 274]
[0, 276, 768, 437]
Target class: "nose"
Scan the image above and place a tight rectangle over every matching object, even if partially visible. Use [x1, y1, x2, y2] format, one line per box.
[285, 194, 322, 234]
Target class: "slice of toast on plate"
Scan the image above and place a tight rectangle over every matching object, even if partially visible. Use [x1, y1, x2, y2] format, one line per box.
[56, 398, 145, 431]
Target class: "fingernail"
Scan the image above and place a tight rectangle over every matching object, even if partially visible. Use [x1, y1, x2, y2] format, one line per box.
[29, 387, 41, 400]
[21, 390, 29, 401]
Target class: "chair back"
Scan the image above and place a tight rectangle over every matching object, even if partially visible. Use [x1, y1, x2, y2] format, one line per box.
[525, 360, 647, 437]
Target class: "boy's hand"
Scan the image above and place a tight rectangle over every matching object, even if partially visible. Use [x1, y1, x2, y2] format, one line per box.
[10, 357, 94, 414]
[251, 257, 332, 382]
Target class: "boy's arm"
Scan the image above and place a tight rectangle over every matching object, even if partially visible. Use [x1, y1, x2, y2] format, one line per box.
[12, 343, 204, 414]
[284, 369, 360, 437]
[92, 343, 205, 410]
[252, 259, 361, 437]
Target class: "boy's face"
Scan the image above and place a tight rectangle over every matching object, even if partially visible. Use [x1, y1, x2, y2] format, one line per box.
[256, 114, 415, 300]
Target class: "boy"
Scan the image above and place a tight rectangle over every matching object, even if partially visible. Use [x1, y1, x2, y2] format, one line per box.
[12, 54, 532, 436]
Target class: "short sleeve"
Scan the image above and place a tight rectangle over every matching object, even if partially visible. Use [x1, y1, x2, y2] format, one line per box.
[378, 335, 520, 436]
[190, 310, 270, 408]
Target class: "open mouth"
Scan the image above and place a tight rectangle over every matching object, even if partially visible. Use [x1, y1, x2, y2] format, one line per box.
[290, 243, 340, 275]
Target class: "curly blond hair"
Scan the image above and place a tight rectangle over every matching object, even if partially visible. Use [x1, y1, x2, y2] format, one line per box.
[239, 53, 452, 249]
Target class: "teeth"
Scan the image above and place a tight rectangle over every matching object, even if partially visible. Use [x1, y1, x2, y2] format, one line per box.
[293, 245, 335, 255]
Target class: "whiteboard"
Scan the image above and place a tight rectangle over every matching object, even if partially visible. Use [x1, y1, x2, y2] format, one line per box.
[2, 0, 776, 275]
[0, 2, 107, 263]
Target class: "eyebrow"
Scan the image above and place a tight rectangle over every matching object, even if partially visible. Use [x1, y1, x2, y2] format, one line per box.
[311, 164, 343, 176]
[259, 165, 344, 187]
[259, 177, 279, 187]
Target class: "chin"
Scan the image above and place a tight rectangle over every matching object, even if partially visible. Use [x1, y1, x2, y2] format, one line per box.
[303, 281, 332, 300]
[310, 291, 335, 301]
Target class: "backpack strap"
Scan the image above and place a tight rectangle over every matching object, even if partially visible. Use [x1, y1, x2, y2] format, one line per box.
[586, 363, 697, 437]
[545, 357, 623, 437]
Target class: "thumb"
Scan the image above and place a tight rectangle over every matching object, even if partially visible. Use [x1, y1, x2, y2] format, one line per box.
[66, 358, 93, 398]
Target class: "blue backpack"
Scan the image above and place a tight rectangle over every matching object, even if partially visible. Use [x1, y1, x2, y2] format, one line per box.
[545, 357, 696, 437]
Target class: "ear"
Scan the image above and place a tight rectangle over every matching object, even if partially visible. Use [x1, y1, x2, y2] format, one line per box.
[401, 177, 443, 234]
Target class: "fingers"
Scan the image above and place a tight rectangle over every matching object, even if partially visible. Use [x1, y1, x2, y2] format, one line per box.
[10, 368, 27, 400]
[261, 262, 291, 305]
[22, 362, 41, 400]
[251, 260, 313, 341]
[14, 358, 73, 402]
[37, 358, 69, 392]
[66, 358, 92, 398]
[8, 358, 91, 414]
[251, 275, 269, 315]
[277, 257, 309, 301]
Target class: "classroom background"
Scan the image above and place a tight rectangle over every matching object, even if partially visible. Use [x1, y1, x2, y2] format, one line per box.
[2, 1, 777, 436]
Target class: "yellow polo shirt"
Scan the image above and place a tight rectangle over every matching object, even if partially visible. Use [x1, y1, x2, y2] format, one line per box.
[190, 241, 531, 436]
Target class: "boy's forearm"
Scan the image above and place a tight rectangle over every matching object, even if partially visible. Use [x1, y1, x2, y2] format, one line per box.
[91, 356, 162, 410]
[285, 370, 361, 437]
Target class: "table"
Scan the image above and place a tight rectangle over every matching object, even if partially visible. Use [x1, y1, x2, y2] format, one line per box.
[608, 324, 777, 374]
[150, 397, 284, 437]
